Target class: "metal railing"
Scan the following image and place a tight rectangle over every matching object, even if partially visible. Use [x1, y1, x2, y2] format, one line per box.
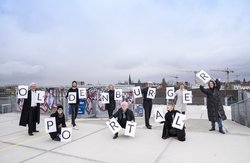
[231, 98, 250, 127]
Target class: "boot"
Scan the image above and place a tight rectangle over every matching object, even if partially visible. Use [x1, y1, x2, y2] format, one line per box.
[209, 127, 215, 131]
[219, 128, 225, 134]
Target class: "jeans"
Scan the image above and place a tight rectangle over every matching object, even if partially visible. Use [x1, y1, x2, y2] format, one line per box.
[69, 104, 78, 127]
[211, 118, 223, 129]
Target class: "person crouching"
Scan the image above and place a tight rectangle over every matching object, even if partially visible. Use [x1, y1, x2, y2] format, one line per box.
[112, 101, 135, 139]
[162, 102, 186, 142]
[49, 105, 66, 141]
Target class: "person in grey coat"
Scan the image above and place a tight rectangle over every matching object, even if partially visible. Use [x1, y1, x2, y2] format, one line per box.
[174, 83, 187, 114]
[200, 79, 227, 134]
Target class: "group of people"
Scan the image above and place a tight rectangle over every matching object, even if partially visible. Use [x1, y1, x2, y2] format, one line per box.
[19, 78, 227, 142]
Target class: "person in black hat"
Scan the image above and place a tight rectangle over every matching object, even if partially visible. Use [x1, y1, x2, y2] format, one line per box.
[49, 105, 66, 141]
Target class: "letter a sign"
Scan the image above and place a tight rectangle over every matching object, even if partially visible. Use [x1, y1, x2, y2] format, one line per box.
[196, 70, 212, 84]
[106, 117, 122, 134]
[154, 108, 165, 122]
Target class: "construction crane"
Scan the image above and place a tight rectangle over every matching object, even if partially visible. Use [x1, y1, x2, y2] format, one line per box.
[168, 75, 179, 83]
[178, 70, 198, 84]
[210, 68, 234, 84]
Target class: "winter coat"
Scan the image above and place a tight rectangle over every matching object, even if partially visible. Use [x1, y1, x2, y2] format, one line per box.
[200, 80, 227, 122]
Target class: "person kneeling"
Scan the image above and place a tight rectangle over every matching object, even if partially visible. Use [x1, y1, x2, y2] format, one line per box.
[162, 102, 186, 142]
[49, 105, 66, 141]
[112, 101, 135, 139]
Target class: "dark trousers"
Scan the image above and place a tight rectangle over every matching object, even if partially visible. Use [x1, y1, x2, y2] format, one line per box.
[143, 101, 152, 126]
[49, 128, 61, 139]
[28, 107, 37, 134]
[162, 121, 186, 141]
[115, 119, 127, 136]
[69, 104, 78, 126]
[107, 109, 114, 119]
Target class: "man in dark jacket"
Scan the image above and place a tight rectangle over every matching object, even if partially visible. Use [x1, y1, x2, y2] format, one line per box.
[142, 82, 153, 129]
[49, 105, 66, 141]
[66, 81, 79, 130]
[112, 101, 135, 139]
[200, 79, 227, 134]
[162, 102, 186, 142]
[19, 83, 40, 136]
[105, 84, 116, 118]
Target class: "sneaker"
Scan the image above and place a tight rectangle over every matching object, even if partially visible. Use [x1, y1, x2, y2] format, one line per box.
[73, 126, 79, 130]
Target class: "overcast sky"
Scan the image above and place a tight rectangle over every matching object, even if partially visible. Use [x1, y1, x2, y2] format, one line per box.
[0, 0, 250, 86]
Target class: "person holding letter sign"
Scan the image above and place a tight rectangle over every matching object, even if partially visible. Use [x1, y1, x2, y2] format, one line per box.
[49, 105, 66, 141]
[112, 102, 135, 139]
[19, 83, 40, 136]
[200, 79, 227, 134]
[66, 81, 79, 130]
[142, 82, 154, 129]
[161, 102, 186, 142]
[105, 84, 116, 118]
[174, 83, 187, 114]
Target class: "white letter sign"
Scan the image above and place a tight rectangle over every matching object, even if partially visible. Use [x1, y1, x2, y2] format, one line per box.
[36, 91, 45, 103]
[101, 93, 109, 104]
[154, 107, 165, 123]
[60, 128, 72, 142]
[78, 88, 87, 99]
[172, 113, 186, 130]
[106, 117, 122, 134]
[133, 86, 142, 98]
[196, 70, 212, 84]
[17, 85, 28, 99]
[124, 121, 137, 137]
[114, 89, 123, 100]
[68, 92, 76, 104]
[183, 91, 192, 104]
[44, 117, 57, 133]
[166, 87, 175, 99]
[147, 88, 156, 99]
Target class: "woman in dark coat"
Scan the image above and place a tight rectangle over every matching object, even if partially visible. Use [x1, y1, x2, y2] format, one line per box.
[105, 84, 116, 118]
[49, 105, 66, 141]
[162, 102, 186, 141]
[200, 79, 227, 134]
[19, 83, 40, 136]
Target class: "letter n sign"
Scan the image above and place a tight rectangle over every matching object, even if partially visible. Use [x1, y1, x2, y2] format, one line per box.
[196, 70, 212, 84]
[106, 117, 122, 134]
[44, 117, 57, 133]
